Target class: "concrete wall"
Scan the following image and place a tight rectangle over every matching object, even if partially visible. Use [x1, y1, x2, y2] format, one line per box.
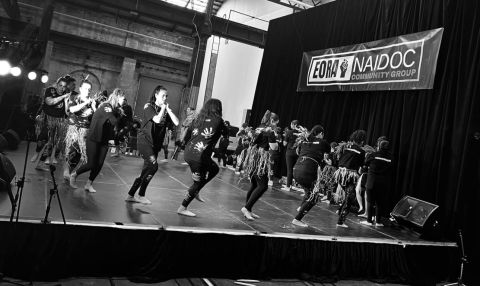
[197, 0, 292, 128]
[9, 0, 194, 61]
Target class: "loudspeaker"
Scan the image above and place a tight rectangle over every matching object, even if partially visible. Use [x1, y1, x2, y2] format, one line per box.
[391, 196, 440, 238]
[0, 153, 16, 203]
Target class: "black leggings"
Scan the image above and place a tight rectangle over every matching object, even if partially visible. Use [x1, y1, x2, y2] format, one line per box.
[293, 166, 317, 221]
[337, 183, 357, 224]
[285, 151, 298, 187]
[76, 140, 109, 181]
[245, 174, 268, 212]
[366, 180, 388, 223]
[128, 143, 161, 197]
[182, 157, 219, 207]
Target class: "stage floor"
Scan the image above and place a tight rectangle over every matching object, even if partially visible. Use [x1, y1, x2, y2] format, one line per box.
[0, 142, 454, 246]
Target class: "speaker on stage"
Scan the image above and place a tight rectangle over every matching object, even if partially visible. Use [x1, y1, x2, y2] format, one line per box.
[391, 196, 440, 238]
[0, 152, 16, 204]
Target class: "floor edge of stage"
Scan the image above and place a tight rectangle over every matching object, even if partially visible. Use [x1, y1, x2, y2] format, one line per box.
[0, 219, 459, 284]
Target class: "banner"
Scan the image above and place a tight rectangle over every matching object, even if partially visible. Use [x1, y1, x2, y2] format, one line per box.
[297, 28, 444, 92]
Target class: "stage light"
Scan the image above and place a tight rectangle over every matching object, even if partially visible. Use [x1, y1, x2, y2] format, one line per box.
[10, 66, 21, 77]
[41, 74, 49, 83]
[0, 60, 11, 76]
[28, 71, 37, 80]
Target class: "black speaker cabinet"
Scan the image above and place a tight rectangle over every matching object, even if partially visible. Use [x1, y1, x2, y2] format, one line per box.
[391, 196, 443, 239]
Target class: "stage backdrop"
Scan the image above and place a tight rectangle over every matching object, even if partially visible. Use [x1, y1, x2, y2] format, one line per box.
[251, 0, 480, 282]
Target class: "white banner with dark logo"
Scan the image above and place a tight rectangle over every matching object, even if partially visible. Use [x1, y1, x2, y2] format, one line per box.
[297, 28, 444, 92]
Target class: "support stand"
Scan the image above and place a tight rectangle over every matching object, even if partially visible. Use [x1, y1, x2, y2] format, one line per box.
[10, 131, 32, 222]
[444, 229, 468, 286]
[42, 164, 66, 224]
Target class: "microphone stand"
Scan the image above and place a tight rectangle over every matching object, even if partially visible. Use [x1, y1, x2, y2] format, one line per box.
[42, 164, 66, 224]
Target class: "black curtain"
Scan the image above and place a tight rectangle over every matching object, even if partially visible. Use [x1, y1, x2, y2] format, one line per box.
[251, 0, 480, 282]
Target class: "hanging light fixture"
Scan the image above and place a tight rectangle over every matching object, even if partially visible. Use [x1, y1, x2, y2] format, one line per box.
[10, 66, 22, 77]
[0, 60, 11, 76]
[27, 71, 37, 80]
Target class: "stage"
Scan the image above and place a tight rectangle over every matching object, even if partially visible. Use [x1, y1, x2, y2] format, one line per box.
[0, 142, 458, 283]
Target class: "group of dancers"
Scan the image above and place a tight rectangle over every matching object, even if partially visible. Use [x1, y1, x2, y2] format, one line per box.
[30, 76, 392, 228]
[233, 112, 393, 228]
[31, 75, 128, 193]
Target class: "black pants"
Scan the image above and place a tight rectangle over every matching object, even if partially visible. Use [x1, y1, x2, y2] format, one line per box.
[128, 143, 161, 197]
[366, 179, 388, 223]
[181, 157, 219, 207]
[76, 140, 109, 181]
[270, 150, 281, 179]
[337, 183, 357, 224]
[245, 174, 269, 212]
[285, 150, 298, 187]
[293, 163, 317, 221]
[217, 151, 227, 167]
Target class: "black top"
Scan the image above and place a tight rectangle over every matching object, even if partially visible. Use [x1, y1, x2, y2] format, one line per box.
[88, 103, 119, 144]
[338, 143, 366, 171]
[138, 103, 174, 146]
[67, 95, 94, 128]
[43, 87, 66, 118]
[184, 116, 228, 162]
[365, 149, 392, 177]
[285, 129, 298, 151]
[253, 129, 276, 150]
[297, 138, 330, 166]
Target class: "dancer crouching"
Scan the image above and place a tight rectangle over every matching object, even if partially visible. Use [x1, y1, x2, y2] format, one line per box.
[177, 99, 228, 217]
[291, 125, 330, 227]
[241, 111, 279, 221]
[70, 89, 125, 192]
[335, 130, 366, 228]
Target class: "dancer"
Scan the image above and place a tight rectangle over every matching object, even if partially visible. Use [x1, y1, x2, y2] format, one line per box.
[291, 125, 330, 227]
[335, 130, 366, 228]
[63, 80, 95, 180]
[217, 121, 230, 168]
[126, 85, 179, 204]
[361, 137, 392, 226]
[240, 111, 279, 220]
[70, 88, 126, 192]
[282, 120, 300, 191]
[31, 76, 70, 167]
[177, 98, 228, 217]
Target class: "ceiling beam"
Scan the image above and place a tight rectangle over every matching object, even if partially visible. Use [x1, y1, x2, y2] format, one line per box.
[58, 0, 266, 48]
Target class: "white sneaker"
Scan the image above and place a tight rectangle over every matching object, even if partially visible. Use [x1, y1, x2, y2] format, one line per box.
[177, 206, 196, 217]
[296, 206, 301, 212]
[281, 186, 291, 192]
[69, 172, 78, 188]
[336, 223, 349, 228]
[241, 207, 254, 221]
[360, 221, 374, 226]
[44, 158, 51, 165]
[125, 195, 139, 203]
[358, 213, 368, 218]
[85, 183, 96, 193]
[292, 219, 308, 227]
[251, 212, 260, 219]
[181, 162, 189, 165]
[52, 157, 58, 165]
[30, 153, 39, 162]
[375, 222, 384, 227]
[235, 171, 241, 175]
[136, 196, 151, 204]
[160, 159, 168, 163]
[268, 180, 273, 186]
